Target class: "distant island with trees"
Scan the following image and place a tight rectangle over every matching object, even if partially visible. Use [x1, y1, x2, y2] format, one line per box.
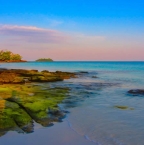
[0, 50, 26, 62]
[0, 50, 54, 63]
[35, 58, 53, 62]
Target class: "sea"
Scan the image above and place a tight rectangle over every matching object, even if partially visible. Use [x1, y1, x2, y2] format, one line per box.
[0, 61, 144, 145]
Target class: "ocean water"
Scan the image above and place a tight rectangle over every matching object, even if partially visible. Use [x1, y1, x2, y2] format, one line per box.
[0, 61, 144, 145]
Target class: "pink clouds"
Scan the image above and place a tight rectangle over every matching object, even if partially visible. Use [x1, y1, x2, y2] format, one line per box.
[0, 24, 143, 61]
[0, 25, 69, 43]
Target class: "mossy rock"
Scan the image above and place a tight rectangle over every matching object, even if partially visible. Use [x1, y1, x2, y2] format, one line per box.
[13, 77, 25, 84]
[0, 101, 32, 130]
[0, 68, 75, 135]
[114, 105, 134, 110]
[0, 84, 69, 135]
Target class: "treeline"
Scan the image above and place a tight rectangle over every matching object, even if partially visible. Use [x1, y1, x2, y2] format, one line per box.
[36, 58, 53, 62]
[0, 50, 22, 62]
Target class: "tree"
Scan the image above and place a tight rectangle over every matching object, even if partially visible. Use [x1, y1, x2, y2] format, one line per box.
[0, 50, 11, 61]
[0, 50, 22, 61]
[10, 54, 22, 61]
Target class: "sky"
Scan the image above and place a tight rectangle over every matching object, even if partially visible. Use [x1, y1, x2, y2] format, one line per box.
[0, 0, 144, 61]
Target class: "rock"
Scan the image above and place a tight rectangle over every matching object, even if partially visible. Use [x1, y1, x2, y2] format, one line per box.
[21, 122, 34, 133]
[0, 69, 76, 84]
[56, 71, 62, 73]
[13, 77, 25, 84]
[30, 70, 38, 72]
[41, 70, 49, 73]
[114, 105, 134, 110]
[0, 84, 70, 134]
[36, 118, 54, 127]
[128, 89, 144, 95]
[79, 71, 88, 73]
[0, 60, 27, 63]
[92, 76, 98, 78]
[55, 71, 76, 79]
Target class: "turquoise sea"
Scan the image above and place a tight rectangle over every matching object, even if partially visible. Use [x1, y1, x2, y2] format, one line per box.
[0, 61, 144, 145]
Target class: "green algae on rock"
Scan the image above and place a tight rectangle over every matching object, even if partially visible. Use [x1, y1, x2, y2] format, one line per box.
[114, 105, 134, 110]
[0, 84, 70, 135]
[0, 68, 75, 136]
[0, 69, 76, 135]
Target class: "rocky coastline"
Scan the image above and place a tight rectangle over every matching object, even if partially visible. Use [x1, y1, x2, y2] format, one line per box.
[0, 60, 27, 63]
[0, 69, 76, 84]
[0, 68, 76, 136]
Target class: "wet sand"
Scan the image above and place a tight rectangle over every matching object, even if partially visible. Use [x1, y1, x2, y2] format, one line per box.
[0, 119, 96, 145]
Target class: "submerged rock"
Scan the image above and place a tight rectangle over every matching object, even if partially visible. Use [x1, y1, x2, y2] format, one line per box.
[128, 89, 144, 95]
[114, 105, 134, 110]
[92, 76, 98, 78]
[21, 122, 34, 133]
[79, 71, 89, 73]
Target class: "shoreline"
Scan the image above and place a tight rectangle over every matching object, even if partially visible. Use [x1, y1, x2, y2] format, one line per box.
[0, 62, 144, 145]
[0, 60, 27, 63]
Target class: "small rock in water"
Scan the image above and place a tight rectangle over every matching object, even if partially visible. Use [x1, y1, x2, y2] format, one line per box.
[79, 71, 89, 73]
[128, 89, 144, 95]
[114, 105, 134, 110]
[92, 76, 98, 78]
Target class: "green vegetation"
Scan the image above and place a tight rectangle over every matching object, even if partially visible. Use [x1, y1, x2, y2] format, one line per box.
[0, 84, 69, 134]
[0, 50, 22, 62]
[36, 58, 53, 62]
[0, 68, 75, 136]
[114, 105, 134, 110]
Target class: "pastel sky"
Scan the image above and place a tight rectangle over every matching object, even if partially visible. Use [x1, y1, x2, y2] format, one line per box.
[0, 0, 144, 61]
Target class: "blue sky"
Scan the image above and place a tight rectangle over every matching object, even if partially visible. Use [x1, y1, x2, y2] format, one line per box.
[0, 0, 144, 60]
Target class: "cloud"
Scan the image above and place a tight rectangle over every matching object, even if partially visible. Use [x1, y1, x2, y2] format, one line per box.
[0, 25, 69, 43]
[67, 33, 105, 48]
[74, 34, 105, 42]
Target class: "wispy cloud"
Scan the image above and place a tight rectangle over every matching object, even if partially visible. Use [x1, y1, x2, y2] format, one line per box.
[0, 24, 108, 61]
[74, 34, 105, 42]
[0, 25, 69, 43]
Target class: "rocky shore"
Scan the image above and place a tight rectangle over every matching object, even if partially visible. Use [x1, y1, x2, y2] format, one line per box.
[0, 68, 76, 136]
[0, 60, 27, 63]
[0, 69, 76, 84]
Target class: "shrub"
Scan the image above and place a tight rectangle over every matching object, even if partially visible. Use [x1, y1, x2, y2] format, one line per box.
[36, 58, 53, 62]
[0, 50, 11, 61]
[10, 54, 22, 61]
[0, 50, 22, 61]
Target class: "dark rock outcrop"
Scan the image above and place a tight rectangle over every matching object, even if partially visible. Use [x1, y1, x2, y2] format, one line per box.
[92, 76, 98, 78]
[0, 69, 76, 84]
[128, 89, 144, 95]
[79, 71, 89, 73]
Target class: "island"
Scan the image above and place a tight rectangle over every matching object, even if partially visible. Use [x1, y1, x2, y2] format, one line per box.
[36, 58, 53, 62]
[0, 50, 26, 62]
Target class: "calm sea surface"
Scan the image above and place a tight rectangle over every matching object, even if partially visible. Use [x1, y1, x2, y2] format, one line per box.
[0, 61, 144, 145]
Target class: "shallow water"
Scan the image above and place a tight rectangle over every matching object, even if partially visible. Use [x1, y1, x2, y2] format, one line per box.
[0, 61, 144, 145]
